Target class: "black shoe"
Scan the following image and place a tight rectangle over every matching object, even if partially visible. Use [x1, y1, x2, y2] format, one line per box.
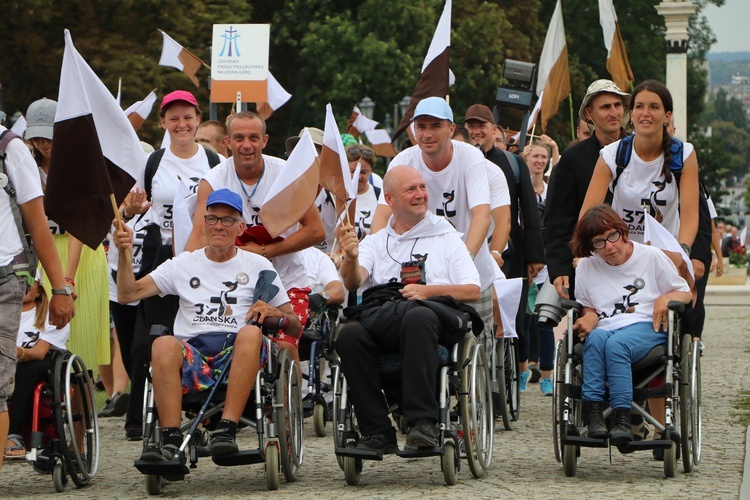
[609, 409, 634, 446]
[99, 392, 130, 418]
[209, 431, 239, 456]
[355, 433, 398, 454]
[406, 419, 439, 448]
[140, 443, 184, 463]
[529, 364, 542, 384]
[653, 447, 664, 461]
[125, 424, 143, 441]
[585, 401, 608, 439]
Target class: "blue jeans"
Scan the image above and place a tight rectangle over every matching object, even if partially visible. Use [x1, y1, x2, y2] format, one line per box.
[581, 321, 666, 410]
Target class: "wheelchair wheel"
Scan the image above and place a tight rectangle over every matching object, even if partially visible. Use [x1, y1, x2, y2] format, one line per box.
[562, 444, 578, 477]
[663, 437, 677, 478]
[53, 462, 66, 493]
[504, 337, 520, 421]
[692, 339, 702, 465]
[145, 474, 163, 495]
[494, 338, 514, 431]
[331, 363, 346, 471]
[459, 336, 494, 478]
[313, 401, 327, 437]
[679, 334, 694, 473]
[552, 339, 565, 463]
[265, 443, 280, 491]
[441, 439, 458, 486]
[276, 349, 303, 483]
[52, 352, 99, 488]
[343, 442, 362, 486]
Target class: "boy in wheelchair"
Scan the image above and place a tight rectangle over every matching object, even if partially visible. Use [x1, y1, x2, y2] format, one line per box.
[113, 189, 300, 462]
[336, 166, 481, 453]
[570, 205, 691, 446]
[4, 270, 70, 460]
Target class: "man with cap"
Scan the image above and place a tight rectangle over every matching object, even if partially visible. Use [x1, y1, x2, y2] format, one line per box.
[114, 188, 301, 461]
[370, 97, 499, 362]
[185, 111, 325, 361]
[0, 112, 74, 472]
[544, 79, 630, 299]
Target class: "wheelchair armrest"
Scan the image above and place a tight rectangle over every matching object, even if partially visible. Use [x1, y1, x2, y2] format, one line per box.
[561, 300, 582, 313]
[149, 324, 172, 337]
[667, 301, 685, 314]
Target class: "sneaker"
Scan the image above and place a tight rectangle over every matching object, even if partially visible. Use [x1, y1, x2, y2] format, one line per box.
[356, 433, 398, 454]
[529, 363, 541, 384]
[519, 370, 530, 392]
[140, 443, 184, 463]
[632, 423, 649, 441]
[125, 424, 143, 441]
[209, 422, 239, 456]
[99, 392, 130, 418]
[539, 377, 553, 396]
[406, 419, 439, 448]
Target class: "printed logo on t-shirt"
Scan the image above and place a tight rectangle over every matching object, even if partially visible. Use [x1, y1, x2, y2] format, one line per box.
[599, 277, 644, 320]
[436, 190, 456, 219]
[192, 280, 239, 326]
[246, 205, 263, 227]
[20, 330, 40, 348]
[357, 210, 371, 239]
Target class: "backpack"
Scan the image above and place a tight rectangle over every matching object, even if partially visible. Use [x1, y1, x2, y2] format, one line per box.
[0, 130, 38, 285]
[612, 134, 684, 191]
[502, 150, 521, 186]
[143, 146, 222, 200]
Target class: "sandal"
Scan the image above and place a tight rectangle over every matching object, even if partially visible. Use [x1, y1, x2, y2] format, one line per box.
[4, 434, 27, 460]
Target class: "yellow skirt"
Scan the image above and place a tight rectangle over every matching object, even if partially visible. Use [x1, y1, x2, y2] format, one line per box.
[42, 233, 110, 367]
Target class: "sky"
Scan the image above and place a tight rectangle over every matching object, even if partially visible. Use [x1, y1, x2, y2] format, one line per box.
[703, 0, 750, 53]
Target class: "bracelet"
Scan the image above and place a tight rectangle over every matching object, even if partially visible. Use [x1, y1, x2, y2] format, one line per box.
[121, 208, 134, 221]
[19, 347, 25, 361]
[262, 244, 266, 258]
[679, 242, 692, 256]
[64, 277, 76, 287]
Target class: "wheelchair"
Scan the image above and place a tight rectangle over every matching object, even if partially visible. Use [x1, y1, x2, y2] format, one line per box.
[491, 335, 520, 430]
[552, 299, 702, 478]
[332, 334, 494, 486]
[133, 318, 304, 494]
[298, 300, 341, 437]
[9, 350, 99, 492]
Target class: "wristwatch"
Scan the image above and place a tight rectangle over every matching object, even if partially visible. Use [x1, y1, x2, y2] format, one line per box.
[51, 285, 74, 296]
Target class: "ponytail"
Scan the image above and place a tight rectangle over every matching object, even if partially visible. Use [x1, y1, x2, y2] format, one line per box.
[661, 125, 673, 184]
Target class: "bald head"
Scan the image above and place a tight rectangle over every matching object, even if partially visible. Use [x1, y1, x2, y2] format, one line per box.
[383, 166, 429, 231]
[383, 165, 423, 195]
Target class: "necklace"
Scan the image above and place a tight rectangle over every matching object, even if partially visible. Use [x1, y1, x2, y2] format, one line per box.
[237, 165, 265, 201]
[386, 233, 419, 264]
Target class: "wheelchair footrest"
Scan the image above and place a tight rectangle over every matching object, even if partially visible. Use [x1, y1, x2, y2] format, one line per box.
[396, 445, 444, 458]
[211, 449, 264, 466]
[617, 438, 673, 453]
[563, 435, 609, 448]
[335, 446, 385, 461]
[134, 459, 190, 477]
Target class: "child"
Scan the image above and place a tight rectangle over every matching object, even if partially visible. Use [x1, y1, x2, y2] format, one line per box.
[4, 271, 70, 459]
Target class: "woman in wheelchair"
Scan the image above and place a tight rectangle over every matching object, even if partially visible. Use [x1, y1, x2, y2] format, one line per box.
[5, 271, 70, 459]
[570, 205, 691, 446]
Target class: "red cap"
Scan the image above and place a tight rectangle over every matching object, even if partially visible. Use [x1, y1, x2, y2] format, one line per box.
[161, 90, 198, 109]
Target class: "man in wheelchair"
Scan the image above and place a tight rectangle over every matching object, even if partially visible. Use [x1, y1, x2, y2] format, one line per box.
[336, 166, 481, 454]
[570, 205, 691, 446]
[113, 189, 300, 462]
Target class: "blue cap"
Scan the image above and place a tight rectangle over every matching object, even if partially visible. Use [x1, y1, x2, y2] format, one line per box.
[412, 96, 453, 123]
[206, 188, 243, 215]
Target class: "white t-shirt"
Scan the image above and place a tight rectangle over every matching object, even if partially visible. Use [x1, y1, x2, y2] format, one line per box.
[383, 140, 498, 290]
[149, 248, 289, 340]
[314, 189, 337, 253]
[601, 140, 694, 243]
[485, 159, 511, 241]
[202, 155, 308, 290]
[143, 146, 226, 245]
[0, 128, 44, 266]
[17, 307, 70, 351]
[358, 211, 480, 291]
[575, 242, 689, 331]
[302, 247, 342, 294]
[107, 209, 153, 304]
[354, 183, 379, 240]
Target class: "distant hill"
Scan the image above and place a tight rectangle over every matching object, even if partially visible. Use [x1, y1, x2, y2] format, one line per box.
[708, 53, 750, 87]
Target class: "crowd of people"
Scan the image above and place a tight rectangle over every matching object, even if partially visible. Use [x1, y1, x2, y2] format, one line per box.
[0, 75, 734, 479]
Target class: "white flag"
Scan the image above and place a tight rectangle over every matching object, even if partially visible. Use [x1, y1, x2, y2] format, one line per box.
[493, 278, 524, 338]
[643, 212, 694, 279]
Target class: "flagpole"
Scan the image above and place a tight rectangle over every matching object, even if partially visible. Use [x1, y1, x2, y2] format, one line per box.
[568, 95, 575, 142]
[110, 193, 131, 261]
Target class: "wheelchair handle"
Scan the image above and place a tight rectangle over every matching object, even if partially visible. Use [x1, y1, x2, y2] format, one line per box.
[667, 301, 685, 313]
[560, 300, 582, 313]
[253, 316, 289, 332]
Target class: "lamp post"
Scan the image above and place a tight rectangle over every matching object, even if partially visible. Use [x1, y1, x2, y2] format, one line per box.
[359, 96, 375, 120]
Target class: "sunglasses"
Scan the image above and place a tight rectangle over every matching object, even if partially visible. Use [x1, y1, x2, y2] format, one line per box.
[591, 230, 622, 250]
[346, 147, 375, 160]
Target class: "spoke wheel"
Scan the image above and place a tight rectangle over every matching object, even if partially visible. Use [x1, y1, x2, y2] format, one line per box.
[552, 339, 565, 462]
[679, 334, 694, 473]
[276, 350, 303, 482]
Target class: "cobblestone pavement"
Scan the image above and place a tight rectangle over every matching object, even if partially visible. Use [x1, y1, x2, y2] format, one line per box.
[2, 304, 749, 499]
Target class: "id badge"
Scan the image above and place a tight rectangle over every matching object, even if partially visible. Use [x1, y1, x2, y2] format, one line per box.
[400, 259, 426, 285]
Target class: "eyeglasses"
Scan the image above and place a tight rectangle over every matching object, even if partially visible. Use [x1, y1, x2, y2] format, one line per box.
[204, 215, 242, 228]
[346, 147, 375, 160]
[591, 230, 622, 250]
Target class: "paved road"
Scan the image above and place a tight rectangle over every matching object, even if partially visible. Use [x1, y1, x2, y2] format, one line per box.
[3, 304, 749, 498]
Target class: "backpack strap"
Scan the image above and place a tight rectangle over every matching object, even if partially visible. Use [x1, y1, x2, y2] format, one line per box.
[144, 148, 166, 201]
[0, 130, 37, 283]
[668, 137, 684, 173]
[501, 150, 521, 185]
[204, 147, 221, 168]
[373, 185, 381, 200]
[612, 134, 634, 192]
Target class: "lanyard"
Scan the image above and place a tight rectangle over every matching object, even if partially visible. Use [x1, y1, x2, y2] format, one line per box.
[237, 165, 265, 201]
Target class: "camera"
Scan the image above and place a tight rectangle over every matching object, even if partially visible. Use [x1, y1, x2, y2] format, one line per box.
[495, 60, 536, 111]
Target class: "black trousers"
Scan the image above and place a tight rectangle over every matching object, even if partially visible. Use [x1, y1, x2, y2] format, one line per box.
[336, 306, 454, 438]
[9, 352, 53, 435]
